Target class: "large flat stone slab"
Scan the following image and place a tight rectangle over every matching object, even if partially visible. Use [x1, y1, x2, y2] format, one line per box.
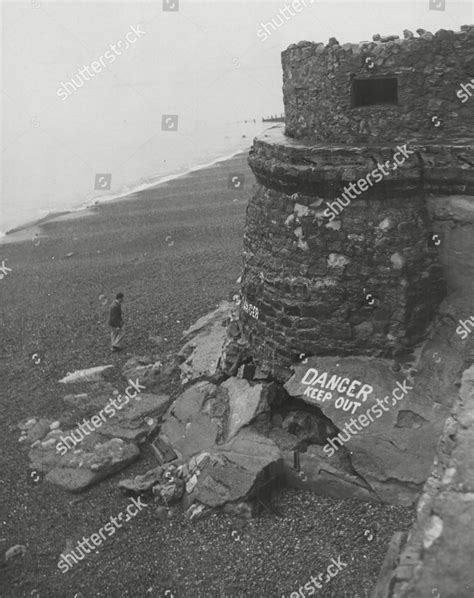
[285, 355, 450, 504]
[282, 445, 378, 502]
[221, 377, 269, 440]
[194, 429, 283, 507]
[121, 354, 179, 389]
[97, 393, 170, 442]
[30, 433, 140, 493]
[159, 382, 222, 459]
[178, 302, 231, 383]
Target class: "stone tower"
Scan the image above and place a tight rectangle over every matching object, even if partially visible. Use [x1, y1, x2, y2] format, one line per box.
[241, 26, 474, 379]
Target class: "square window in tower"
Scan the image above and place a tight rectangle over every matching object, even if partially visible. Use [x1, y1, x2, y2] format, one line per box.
[352, 77, 398, 107]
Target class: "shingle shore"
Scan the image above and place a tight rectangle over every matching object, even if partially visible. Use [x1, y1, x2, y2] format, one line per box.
[0, 154, 414, 597]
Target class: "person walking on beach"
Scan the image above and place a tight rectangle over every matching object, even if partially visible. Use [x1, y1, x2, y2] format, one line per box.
[109, 292, 125, 352]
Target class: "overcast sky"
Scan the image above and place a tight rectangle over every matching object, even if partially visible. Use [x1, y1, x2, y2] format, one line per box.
[1, 0, 472, 231]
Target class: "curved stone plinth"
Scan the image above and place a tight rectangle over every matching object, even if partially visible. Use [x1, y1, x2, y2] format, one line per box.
[248, 126, 474, 198]
[241, 127, 473, 377]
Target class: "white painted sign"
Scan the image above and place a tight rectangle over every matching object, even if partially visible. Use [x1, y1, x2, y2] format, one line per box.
[241, 297, 259, 320]
[300, 367, 374, 414]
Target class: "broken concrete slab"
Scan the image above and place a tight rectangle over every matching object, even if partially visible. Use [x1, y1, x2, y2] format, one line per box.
[95, 393, 170, 443]
[59, 365, 114, 384]
[161, 414, 219, 461]
[282, 445, 378, 502]
[182, 301, 231, 338]
[20, 382, 167, 494]
[122, 354, 179, 389]
[285, 355, 451, 505]
[29, 434, 140, 493]
[62, 382, 117, 414]
[348, 438, 428, 506]
[221, 377, 269, 440]
[159, 376, 279, 464]
[193, 429, 283, 508]
[171, 381, 217, 422]
[159, 382, 224, 459]
[64, 390, 170, 444]
[178, 302, 231, 383]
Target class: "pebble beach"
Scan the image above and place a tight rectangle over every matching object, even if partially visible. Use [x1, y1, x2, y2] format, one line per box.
[0, 153, 415, 598]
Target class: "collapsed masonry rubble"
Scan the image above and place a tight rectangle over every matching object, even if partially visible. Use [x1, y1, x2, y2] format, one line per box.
[20, 352, 180, 492]
[18, 287, 474, 529]
[151, 297, 470, 512]
[18, 305, 288, 516]
[21, 383, 171, 493]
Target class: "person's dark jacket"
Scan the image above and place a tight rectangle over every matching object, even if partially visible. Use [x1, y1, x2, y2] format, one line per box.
[109, 301, 123, 328]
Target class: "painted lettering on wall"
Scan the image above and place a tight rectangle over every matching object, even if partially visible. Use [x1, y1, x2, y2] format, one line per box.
[300, 367, 374, 414]
[241, 297, 259, 320]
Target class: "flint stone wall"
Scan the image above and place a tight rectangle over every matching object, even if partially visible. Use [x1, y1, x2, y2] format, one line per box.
[243, 126, 473, 376]
[282, 26, 474, 143]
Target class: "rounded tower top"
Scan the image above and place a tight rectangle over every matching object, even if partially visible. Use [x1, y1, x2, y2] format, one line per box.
[281, 26, 474, 144]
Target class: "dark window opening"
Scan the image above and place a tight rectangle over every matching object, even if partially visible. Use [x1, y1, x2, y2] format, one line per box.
[352, 77, 398, 107]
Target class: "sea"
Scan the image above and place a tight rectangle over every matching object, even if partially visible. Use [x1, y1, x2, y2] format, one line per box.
[2, 0, 469, 236]
[0, 118, 271, 237]
[1, 1, 285, 237]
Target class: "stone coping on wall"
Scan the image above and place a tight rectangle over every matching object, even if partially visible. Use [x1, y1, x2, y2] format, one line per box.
[249, 125, 474, 198]
[282, 26, 474, 59]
